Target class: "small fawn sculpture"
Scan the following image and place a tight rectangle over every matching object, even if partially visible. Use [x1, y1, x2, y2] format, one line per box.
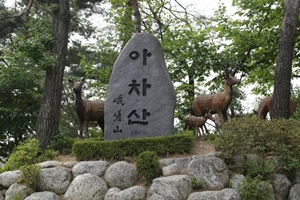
[69, 78, 105, 138]
[257, 96, 296, 119]
[184, 111, 215, 137]
[192, 71, 240, 125]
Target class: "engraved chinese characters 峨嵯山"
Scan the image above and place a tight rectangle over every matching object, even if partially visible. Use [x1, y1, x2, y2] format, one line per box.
[104, 33, 176, 140]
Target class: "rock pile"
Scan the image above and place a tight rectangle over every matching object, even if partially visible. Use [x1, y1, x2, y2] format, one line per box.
[0, 153, 300, 200]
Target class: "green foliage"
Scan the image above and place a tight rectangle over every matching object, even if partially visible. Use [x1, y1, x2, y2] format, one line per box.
[10, 192, 24, 200]
[203, 133, 218, 141]
[0, 8, 55, 157]
[212, 0, 286, 95]
[136, 151, 161, 185]
[2, 139, 40, 172]
[50, 133, 81, 155]
[80, 53, 112, 98]
[36, 149, 58, 163]
[214, 117, 300, 175]
[241, 157, 274, 180]
[291, 88, 300, 120]
[107, 0, 134, 47]
[239, 176, 274, 200]
[191, 178, 202, 191]
[72, 132, 194, 160]
[17, 164, 41, 190]
[1, 139, 58, 172]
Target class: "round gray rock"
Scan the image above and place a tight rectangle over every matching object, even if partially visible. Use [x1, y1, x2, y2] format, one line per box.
[147, 175, 191, 200]
[186, 157, 229, 190]
[188, 188, 241, 200]
[37, 167, 71, 195]
[105, 186, 146, 200]
[5, 183, 30, 200]
[162, 163, 179, 176]
[36, 160, 62, 168]
[0, 170, 22, 188]
[271, 173, 292, 200]
[64, 173, 108, 200]
[25, 191, 60, 200]
[230, 174, 245, 191]
[288, 183, 300, 200]
[72, 160, 109, 177]
[104, 161, 138, 190]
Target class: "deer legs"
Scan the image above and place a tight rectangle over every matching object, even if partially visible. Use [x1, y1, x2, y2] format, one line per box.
[79, 121, 84, 138]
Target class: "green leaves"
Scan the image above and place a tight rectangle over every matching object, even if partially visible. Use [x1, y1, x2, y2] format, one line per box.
[211, 0, 285, 94]
[136, 151, 161, 185]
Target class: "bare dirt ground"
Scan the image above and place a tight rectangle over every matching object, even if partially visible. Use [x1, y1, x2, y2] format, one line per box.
[57, 139, 216, 163]
[189, 140, 216, 156]
[159, 139, 216, 159]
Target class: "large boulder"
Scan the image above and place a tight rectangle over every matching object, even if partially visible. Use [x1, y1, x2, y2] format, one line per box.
[160, 157, 192, 173]
[186, 156, 229, 190]
[271, 173, 292, 200]
[188, 188, 241, 200]
[5, 183, 30, 200]
[146, 175, 191, 200]
[0, 170, 22, 188]
[104, 186, 146, 200]
[72, 160, 109, 177]
[24, 191, 60, 200]
[289, 183, 300, 200]
[64, 173, 108, 200]
[37, 167, 71, 195]
[104, 161, 138, 190]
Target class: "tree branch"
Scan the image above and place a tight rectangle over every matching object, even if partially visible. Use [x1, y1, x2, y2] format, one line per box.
[128, 0, 142, 33]
[0, 0, 34, 38]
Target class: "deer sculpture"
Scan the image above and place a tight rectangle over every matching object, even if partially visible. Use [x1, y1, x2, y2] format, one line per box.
[257, 96, 297, 119]
[192, 70, 240, 126]
[69, 78, 105, 138]
[184, 110, 215, 137]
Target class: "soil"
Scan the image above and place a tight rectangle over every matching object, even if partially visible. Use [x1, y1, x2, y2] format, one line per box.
[57, 139, 216, 163]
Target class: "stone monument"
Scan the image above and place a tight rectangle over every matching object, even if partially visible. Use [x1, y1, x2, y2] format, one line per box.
[104, 33, 176, 140]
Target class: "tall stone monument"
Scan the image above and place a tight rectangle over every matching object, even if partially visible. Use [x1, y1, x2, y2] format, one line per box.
[104, 33, 176, 140]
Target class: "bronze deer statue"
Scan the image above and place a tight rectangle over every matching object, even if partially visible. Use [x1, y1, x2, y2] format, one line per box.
[69, 78, 105, 138]
[184, 110, 215, 137]
[257, 96, 296, 119]
[192, 70, 240, 126]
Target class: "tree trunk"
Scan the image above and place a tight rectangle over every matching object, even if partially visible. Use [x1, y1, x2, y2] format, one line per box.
[36, 0, 70, 151]
[128, 0, 141, 33]
[272, 0, 299, 119]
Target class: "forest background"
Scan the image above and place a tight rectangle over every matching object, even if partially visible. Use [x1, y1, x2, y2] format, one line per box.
[0, 0, 299, 158]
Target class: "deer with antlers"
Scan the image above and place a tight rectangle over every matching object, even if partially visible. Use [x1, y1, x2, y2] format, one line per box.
[257, 96, 297, 119]
[69, 78, 105, 138]
[192, 69, 240, 126]
[184, 110, 215, 137]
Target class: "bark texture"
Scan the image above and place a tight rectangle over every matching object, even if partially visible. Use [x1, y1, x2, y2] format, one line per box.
[272, 0, 299, 119]
[36, 0, 70, 150]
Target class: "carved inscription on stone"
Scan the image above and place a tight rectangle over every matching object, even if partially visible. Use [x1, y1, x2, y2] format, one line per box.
[104, 33, 176, 140]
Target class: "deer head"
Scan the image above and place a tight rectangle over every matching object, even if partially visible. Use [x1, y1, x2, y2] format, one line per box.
[224, 63, 240, 86]
[204, 110, 215, 122]
[69, 77, 85, 94]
